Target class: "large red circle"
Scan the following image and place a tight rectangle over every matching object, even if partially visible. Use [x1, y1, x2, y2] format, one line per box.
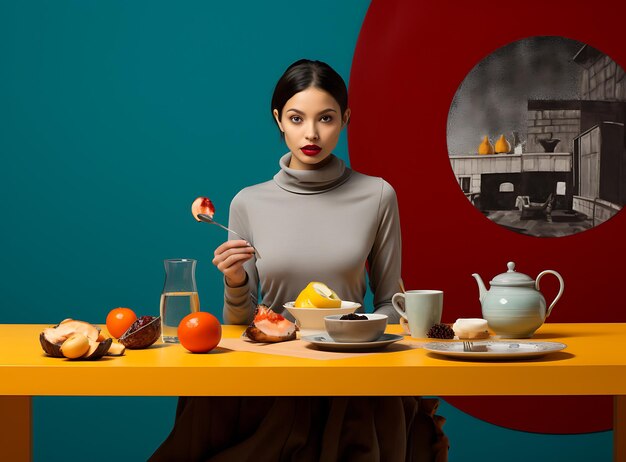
[349, 0, 625, 433]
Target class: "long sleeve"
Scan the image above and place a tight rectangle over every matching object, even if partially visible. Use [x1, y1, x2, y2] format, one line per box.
[222, 191, 259, 325]
[367, 180, 402, 323]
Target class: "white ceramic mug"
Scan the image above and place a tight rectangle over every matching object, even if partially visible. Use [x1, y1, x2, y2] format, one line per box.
[392, 290, 443, 337]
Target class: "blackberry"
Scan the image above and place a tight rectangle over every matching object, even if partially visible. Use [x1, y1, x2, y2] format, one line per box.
[340, 313, 368, 320]
[427, 323, 455, 339]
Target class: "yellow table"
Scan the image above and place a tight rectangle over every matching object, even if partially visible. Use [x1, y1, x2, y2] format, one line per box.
[1, 323, 625, 461]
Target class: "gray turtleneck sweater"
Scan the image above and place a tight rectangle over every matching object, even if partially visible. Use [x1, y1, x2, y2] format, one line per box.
[223, 153, 402, 325]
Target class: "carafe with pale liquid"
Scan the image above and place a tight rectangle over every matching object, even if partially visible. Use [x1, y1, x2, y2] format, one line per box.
[160, 259, 199, 343]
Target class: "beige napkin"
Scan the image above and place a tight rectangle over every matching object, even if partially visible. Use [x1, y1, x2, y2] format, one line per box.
[218, 336, 424, 360]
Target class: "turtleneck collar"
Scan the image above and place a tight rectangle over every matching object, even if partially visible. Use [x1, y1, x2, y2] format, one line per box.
[273, 153, 352, 194]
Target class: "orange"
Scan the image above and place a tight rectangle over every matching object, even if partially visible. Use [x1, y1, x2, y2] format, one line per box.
[178, 312, 222, 353]
[106, 307, 138, 339]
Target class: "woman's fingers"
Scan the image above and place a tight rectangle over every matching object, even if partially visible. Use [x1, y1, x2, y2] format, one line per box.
[213, 239, 254, 287]
[212, 241, 255, 287]
[217, 252, 254, 272]
[217, 254, 253, 287]
[213, 245, 254, 265]
[213, 239, 250, 257]
[212, 240, 254, 271]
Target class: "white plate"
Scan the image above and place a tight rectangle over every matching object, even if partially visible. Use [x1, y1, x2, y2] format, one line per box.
[301, 333, 403, 352]
[423, 341, 567, 360]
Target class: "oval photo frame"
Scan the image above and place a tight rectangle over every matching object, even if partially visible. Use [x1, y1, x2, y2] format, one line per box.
[447, 36, 626, 238]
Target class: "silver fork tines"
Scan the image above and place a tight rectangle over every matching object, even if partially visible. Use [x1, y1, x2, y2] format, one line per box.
[463, 341, 474, 352]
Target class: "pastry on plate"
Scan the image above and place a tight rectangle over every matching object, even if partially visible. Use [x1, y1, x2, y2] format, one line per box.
[452, 318, 489, 339]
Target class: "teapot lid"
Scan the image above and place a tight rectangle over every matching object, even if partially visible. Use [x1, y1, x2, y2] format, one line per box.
[490, 262, 535, 286]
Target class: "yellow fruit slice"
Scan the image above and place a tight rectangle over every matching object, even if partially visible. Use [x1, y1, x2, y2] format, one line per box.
[60, 333, 90, 359]
[106, 342, 126, 356]
[295, 282, 341, 308]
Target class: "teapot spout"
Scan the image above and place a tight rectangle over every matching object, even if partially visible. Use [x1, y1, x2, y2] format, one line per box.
[472, 273, 488, 303]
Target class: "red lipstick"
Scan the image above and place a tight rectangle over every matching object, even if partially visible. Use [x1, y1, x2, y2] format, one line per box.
[301, 144, 322, 156]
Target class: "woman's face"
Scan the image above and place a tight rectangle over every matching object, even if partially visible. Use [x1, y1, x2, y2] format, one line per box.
[273, 86, 350, 170]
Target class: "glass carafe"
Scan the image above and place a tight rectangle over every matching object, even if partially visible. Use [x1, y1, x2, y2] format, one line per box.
[160, 259, 200, 343]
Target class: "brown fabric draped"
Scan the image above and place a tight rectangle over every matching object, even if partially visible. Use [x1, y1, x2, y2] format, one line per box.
[149, 397, 448, 462]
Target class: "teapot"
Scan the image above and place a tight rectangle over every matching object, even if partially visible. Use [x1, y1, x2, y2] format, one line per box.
[472, 262, 564, 338]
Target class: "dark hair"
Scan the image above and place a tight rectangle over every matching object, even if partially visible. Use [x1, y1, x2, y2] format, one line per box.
[271, 59, 349, 134]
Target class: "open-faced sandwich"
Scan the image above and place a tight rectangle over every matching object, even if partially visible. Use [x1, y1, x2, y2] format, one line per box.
[244, 304, 297, 343]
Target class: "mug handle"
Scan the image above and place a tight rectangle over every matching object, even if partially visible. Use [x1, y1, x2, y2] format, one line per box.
[536, 270, 564, 318]
[392, 293, 408, 320]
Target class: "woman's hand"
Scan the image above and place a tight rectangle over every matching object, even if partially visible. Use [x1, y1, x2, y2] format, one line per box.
[212, 240, 255, 287]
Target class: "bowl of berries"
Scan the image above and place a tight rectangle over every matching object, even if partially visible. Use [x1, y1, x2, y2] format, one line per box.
[324, 313, 388, 343]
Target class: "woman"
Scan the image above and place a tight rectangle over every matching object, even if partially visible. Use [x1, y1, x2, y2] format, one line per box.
[216, 59, 401, 325]
[151, 59, 448, 462]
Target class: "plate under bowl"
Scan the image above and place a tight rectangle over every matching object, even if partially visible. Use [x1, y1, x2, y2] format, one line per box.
[301, 333, 403, 352]
[284, 301, 360, 331]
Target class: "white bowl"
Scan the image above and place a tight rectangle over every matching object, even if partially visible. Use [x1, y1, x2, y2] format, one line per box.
[284, 301, 360, 331]
[324, 313, 388, 342]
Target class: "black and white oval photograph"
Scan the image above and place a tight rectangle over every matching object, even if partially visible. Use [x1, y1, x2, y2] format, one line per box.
[447, 36, 625, 237]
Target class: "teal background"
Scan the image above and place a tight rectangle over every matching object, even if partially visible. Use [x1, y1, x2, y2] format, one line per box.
[0, 1, 610, 460]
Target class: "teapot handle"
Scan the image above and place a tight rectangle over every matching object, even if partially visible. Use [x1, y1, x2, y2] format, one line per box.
[535, 270, 564, 318]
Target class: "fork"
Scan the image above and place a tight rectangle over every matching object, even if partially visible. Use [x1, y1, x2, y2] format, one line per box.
[463, 341, 474, 352]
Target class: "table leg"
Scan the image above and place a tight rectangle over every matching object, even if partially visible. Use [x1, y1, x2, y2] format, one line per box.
[616, 396, 626, 462]
[0, 396, 31, 462]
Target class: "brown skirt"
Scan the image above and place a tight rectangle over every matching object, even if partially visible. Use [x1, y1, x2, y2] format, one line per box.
[149, 396, 448, 462]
